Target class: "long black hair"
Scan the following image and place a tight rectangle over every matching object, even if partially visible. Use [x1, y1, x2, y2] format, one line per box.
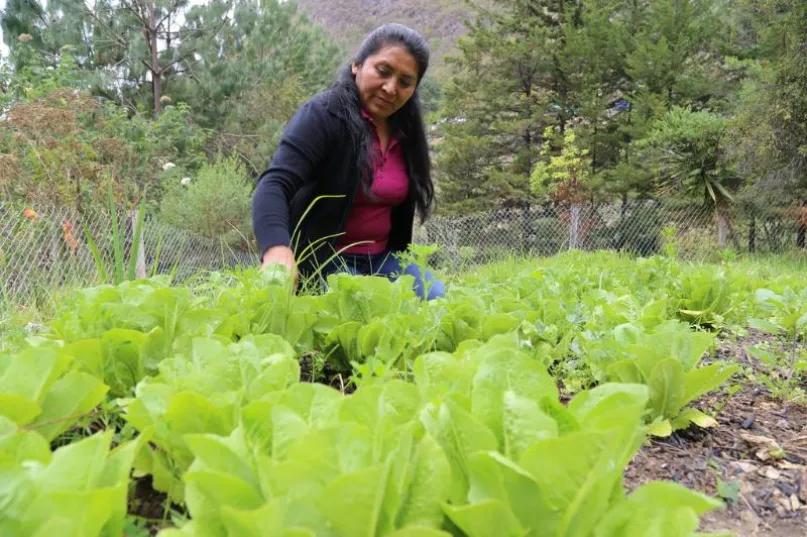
[330, 23, 435, 223]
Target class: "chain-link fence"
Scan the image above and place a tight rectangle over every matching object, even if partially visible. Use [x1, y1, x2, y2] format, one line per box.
[1, 200, 255, 303]
[415, 200, 807, 270]
[3, 198, 806, 304]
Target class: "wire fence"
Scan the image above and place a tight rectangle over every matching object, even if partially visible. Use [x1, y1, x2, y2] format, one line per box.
[415, 200, 807, 270]
[3, 198, 806, 303]
[1, 200, 254, 303]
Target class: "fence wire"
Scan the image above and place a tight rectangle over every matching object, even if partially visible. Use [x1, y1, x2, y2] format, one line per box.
[2, 198, 805, 303]
[415, 200, 805, 270]
[1, 201, 254, 303]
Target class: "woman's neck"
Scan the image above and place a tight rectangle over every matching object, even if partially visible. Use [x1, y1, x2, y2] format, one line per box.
[374, 116, 389, 132]
[375, 118, 391, 152]
[365, 108, 387, 127]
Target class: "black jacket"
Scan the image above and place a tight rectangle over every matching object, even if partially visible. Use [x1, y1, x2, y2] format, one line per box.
[251, 89, 415, 278]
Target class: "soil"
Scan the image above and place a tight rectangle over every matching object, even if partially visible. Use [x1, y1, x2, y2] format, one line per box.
[624, 331, 807, 537]
[299, 351, 355, 393]
[128, 475, 174, 535]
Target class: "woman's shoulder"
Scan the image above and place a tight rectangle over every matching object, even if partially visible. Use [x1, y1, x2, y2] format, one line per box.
[282, 88, 343, 137]
[278, 88, 352, 159]
[299, 88, 341, 118]
[286, 88, 351, 137]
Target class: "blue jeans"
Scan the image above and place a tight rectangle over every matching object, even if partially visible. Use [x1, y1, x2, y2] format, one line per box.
[322, 251, 445, 301]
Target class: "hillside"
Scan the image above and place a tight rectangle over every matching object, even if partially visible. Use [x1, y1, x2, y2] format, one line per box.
[294, 0, 476, 79]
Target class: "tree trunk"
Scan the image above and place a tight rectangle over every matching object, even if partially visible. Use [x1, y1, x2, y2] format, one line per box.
[798, 199, 807, 249]
[148, 0, 161, 116]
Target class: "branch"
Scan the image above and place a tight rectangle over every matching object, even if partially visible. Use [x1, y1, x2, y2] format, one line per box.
[140, 58, 156, 73]
[72, 0, 129, 50]
[159, 12, 231, 40]
[155, 0, 185, 28]
[121, 0, 148, 25]
[161, 47, 198, 72]
[36, 9, 50, 29]
[139, 44, 196, 75]
[180, 54, 203, 86]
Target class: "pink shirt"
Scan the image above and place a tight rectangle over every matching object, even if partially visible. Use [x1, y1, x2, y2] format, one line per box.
[336, 111, 409, 255]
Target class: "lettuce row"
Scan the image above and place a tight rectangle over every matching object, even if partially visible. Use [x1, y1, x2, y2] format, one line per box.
[123, 334, 300, 501]
[150, 336, 726, 537]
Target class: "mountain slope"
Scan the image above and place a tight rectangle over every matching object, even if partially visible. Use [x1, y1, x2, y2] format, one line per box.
[294, 0, 475, 78]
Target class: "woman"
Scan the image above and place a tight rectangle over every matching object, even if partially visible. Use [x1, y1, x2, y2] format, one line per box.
[251, 23, 445, 301]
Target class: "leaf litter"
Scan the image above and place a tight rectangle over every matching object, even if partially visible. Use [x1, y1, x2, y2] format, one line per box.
[624, 334, 807, 537]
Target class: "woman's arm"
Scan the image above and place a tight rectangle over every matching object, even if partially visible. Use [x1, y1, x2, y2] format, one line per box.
[252, 97, 333, 263]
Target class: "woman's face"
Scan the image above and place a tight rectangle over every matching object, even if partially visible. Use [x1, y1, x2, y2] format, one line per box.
[352, 45, 419, 122]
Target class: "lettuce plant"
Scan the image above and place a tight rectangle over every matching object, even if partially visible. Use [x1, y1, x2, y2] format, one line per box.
[0, 425, 147, 537]
[124, 334, 299, 501]
[0, 346, 108, 442]
[593, 321, 738, 435]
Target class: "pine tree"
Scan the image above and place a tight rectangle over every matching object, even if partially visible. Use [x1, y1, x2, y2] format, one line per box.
[434, 0, 569, 214]
[172, 0, 342, 129]
[725, 0, 807, 248]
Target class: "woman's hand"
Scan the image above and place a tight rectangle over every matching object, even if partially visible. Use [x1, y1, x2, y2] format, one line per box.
[261, 245, 298, 289]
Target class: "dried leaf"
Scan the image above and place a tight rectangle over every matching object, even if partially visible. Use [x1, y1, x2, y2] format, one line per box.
[728, 461, 757, 473]
[740, 433, 787, 461]
[759, 466, 781, 480]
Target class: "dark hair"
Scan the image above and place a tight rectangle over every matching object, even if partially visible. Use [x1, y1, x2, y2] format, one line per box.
[331, 23, 434, 223]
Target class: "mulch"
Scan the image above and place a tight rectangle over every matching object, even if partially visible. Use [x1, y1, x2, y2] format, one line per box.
[624, 330, 807, 537]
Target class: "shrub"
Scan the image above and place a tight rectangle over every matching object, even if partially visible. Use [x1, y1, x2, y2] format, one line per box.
[159, 155, 253, 248]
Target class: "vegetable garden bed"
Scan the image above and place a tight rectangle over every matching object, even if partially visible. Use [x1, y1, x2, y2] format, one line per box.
[1, 250, 806, 537]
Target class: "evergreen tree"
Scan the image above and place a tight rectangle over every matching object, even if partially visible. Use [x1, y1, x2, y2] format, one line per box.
[434, 0, 732, 213]
[171, 0, 342, 128]
[434, 0, 566, 214]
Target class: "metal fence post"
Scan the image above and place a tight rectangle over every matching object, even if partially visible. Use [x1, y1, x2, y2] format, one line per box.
[569, 203, 581, 250]
[129, 208, 147, 279]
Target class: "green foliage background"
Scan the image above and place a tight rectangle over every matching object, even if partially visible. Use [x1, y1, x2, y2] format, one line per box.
[2, 0, 807, 249]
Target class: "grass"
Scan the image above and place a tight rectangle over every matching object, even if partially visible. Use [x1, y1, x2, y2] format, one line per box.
[0, 285, 68, 349]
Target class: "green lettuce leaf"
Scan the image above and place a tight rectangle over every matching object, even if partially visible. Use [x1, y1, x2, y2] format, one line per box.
[594, 481, 723, 537]
[471, 346, 557, 450]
